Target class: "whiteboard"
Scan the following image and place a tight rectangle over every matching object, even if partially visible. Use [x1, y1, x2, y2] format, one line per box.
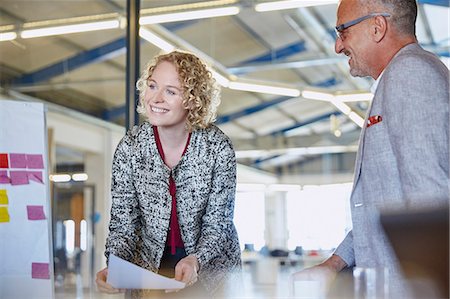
[0, 100, 54, 299]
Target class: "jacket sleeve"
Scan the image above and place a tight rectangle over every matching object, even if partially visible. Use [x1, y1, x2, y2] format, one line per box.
[104, 133, 141, 265]
[193, 137, 237, 269]
[333, 230, 355, 268]
[382, 53, 449, 207]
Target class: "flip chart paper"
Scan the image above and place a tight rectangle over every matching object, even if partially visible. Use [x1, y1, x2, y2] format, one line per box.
[107, 254, 185, 290]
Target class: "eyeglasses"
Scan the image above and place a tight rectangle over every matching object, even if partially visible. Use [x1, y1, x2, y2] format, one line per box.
[335, 12, 391, 40]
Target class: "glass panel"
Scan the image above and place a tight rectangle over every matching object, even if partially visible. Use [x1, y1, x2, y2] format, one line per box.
[52, 183, 95, 298]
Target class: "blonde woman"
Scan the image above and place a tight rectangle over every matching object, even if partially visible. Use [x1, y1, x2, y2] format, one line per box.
[96, 51, 241, 298]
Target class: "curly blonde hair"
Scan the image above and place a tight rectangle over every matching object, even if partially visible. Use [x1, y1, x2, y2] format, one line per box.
[136, 50, 221, 132]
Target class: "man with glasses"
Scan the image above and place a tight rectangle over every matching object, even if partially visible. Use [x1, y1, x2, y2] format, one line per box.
[292, 0, 449, 297]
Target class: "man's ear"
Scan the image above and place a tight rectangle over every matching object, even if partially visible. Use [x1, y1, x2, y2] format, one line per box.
[372, 15, 388, 42]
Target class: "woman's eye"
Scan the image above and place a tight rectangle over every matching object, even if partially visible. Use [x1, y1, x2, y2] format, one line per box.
[166, 89, 176, 96]
[148, 82, 156, 89]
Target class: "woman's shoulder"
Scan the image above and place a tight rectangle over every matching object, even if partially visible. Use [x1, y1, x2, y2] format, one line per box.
[122, 122, 152, 142]
[117, 122, 153, 152]
[192, 125, 235, 156]
[195, 124, 231, 142]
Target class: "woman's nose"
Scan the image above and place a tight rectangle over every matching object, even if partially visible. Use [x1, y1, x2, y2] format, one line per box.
[151, 90, 164, 103]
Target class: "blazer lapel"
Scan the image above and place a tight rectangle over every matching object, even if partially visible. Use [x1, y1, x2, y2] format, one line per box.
[351, 99, 374, 192]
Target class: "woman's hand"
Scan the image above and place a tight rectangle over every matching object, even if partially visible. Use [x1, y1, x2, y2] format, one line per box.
[95, 267, 125, 294]
[174, 255, 199, 287]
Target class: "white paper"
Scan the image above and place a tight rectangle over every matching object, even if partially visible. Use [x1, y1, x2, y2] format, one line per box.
[107, 254, 185, 290]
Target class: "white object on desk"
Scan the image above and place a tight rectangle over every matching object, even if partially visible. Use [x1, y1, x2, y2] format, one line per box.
[293, 280, 326, 299]
[107, 254, 185, 290]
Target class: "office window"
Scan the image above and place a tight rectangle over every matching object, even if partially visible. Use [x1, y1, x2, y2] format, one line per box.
[234, 191, 265, 250]
[286, 183, 352, 250]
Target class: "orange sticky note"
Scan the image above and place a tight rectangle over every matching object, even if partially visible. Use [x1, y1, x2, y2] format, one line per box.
[0, 189, 7, 205]
[0, 206, 10, 223]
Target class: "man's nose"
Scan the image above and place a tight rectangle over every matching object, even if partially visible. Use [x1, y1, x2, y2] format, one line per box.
[335, 37, 344, 54]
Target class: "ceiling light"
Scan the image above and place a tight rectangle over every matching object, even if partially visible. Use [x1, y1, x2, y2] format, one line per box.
[302, 90, 334, 101]
[255, 0, 338, 12]
[72, 173, 88, 182]
[21, 20, 120, 39]
[229, 81, 300, 97]
[139, 28, 175, 52]
[335, 93, 373, 102]
[49, 174, 71, 183]
[141, 0, 238, 14]
[140, 6, 240, 25]
[330, 99, 352, 115]
[0, 32, 17, 42]
[235, 145, 358, 159]
[348, 111, 364, 128]
[211, 70, 230, 87]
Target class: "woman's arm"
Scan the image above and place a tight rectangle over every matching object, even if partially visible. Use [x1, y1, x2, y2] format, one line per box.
[193, 137, 237, 269]
[104, 134, 141, 263]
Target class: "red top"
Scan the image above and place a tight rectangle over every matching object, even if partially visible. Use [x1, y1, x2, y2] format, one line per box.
[153, 126, 191, 255]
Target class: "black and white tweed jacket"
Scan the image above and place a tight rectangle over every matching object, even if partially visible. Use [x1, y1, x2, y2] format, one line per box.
[105, 121, 241, 293]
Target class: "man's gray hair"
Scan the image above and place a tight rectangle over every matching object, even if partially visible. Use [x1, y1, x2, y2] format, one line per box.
[359, 0, 417, 36]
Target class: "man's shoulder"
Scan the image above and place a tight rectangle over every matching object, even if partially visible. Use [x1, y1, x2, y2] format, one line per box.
[389, 43, 445, 73]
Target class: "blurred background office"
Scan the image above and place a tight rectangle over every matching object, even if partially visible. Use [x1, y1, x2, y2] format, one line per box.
[0, 0, 448, 298]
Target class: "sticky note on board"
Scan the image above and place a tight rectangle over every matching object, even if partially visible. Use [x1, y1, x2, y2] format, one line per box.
[0, 206, 10, 223]
[0, 171, 10, 184]
[0, 153, 8, 168]
[9, 153, 27, 168]
[0, 189, 8, 204]
[26, 154, 44, 169]
[27, 205, 46, 220]
[10, 171, 29, 185]
[32, 262, 50, 279]
[28, 171, 44, 184]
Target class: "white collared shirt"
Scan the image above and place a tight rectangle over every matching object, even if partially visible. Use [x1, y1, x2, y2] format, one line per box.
[370, 70, 385, 94]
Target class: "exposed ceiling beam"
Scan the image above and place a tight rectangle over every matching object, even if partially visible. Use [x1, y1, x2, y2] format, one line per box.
[270, 110, 341, 136]
[238, 41, 307, 64]
[216, 96, 294, 124]
[11, 38, 126, 85]
[418, 0, 450, 7]
[228, 56, 346, 74]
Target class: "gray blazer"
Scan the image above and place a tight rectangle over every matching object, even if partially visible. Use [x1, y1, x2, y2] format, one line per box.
[334, 43, 449, 297]
[105, 122, 241, 294]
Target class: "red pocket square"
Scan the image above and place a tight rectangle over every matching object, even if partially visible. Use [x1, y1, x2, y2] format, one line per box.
[367, 115, 382, 128]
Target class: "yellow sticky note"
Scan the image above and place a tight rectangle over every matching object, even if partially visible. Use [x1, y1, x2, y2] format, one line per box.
[0, 206, 10, 223]
[0, 189, 8, 205]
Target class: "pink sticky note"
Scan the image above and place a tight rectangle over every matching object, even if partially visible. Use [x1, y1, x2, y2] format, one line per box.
[10, 171, 29, 185]
[32, 262, 50, 279]
[0, 171, 10, 184]
[27, 205, 46, 220]
[28, 171, 44, 184]
[9, 153, 27, 168]
[26, 154, 44, 169]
